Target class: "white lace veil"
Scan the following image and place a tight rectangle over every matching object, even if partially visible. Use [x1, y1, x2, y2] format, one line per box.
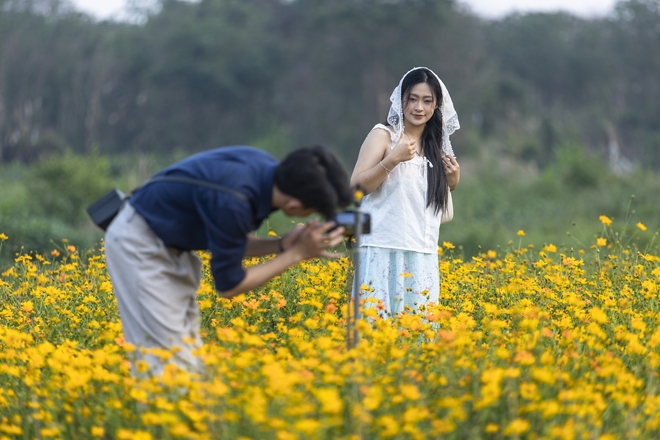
[386, 66, 460, 157]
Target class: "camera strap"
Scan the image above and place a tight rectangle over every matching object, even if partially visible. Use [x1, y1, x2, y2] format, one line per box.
[132, 174, 254, 215]
[88, 175, 251, 231]
[135, 175, 249, 203]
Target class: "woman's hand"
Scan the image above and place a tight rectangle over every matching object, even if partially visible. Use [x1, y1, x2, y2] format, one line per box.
[443, 155, 460, 190]
[386, 135, 417, 165]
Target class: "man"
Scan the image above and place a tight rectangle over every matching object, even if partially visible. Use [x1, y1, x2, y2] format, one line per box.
[104, 145, 353, 375]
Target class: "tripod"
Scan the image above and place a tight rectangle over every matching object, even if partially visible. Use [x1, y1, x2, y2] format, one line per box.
[346, 197, 365, 350]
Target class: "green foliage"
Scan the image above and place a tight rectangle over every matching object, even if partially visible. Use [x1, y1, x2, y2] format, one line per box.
[28, 149, 114, 223]
[249, 122, 295, 160]
[3, 145, 659, 271]
[441, 152, 660, 258]
[553, 142, 604, 189]
[0, 150, 115, 268]
[2, 0, 659, 167]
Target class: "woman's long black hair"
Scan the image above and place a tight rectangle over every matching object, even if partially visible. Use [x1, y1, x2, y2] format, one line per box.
[398, 68, 449, 214]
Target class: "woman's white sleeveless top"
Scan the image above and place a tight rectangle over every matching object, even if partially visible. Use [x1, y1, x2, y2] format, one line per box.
[360, 124, 442, 254]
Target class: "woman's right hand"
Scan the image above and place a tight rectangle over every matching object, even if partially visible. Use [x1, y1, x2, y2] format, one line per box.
[386, 135, 417, 165]
[350, 128, 399, 195]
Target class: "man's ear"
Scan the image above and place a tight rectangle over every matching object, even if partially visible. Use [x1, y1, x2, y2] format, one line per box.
[283, 197, 304, 210]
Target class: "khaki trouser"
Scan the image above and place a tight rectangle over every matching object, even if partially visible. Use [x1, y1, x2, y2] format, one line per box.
[104, 202, 203, 377]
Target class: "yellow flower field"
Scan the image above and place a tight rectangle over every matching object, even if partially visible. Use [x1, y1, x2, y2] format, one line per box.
[0, 219, 659, 439]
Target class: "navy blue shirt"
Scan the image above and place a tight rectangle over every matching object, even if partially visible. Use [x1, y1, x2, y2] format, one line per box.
[130, 146, 277, 292]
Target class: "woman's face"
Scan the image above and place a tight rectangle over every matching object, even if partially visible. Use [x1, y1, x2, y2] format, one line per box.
[403, 82, 437, 128]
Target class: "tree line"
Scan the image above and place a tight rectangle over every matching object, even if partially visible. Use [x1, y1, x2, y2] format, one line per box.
[1, 0, 659, 169]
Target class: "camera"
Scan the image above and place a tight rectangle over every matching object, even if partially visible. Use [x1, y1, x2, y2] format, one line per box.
[332, 210, 371, 236]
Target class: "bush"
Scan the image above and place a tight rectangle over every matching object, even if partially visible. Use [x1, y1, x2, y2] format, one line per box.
[28, 149, 114, 223]
[0, 150, 114, 268]
[554, 142, 603, 189]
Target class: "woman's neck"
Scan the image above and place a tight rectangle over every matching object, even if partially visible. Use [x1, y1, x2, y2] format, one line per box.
[403, 125, 425, 142]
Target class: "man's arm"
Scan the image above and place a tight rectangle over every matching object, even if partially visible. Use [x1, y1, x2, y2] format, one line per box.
[244, 224, 306, 257]
[219, 221, 343, 298]
[245, 235, 282, 257]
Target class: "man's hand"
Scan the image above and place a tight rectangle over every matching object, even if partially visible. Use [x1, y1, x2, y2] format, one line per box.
[290, 219, 345, 259]
[280, 224, 305, 251]
[219, 220, 346, 299]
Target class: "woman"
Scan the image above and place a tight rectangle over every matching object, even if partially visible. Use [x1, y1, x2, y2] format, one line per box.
[350, 66, 460, 315]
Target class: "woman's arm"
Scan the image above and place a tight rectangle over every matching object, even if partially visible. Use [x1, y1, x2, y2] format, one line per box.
[350, 129, 417, 195]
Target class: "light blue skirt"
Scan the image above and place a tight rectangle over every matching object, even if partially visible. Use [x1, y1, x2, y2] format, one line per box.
[353, 246, 439, 316]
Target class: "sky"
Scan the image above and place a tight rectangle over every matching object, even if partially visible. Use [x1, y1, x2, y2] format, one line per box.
[70, 0, 620, 21]
[462, 0, 618, 18]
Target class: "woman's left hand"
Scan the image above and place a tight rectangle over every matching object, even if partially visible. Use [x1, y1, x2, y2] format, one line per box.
[442, 155, 460, 190]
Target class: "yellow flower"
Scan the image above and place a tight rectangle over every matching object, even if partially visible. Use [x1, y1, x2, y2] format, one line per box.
[520, 382, 539, 400]
[599, 215, 612, 226]
[503, 418, 530, 435]
[590, 307, 608, 324]
[40, 428, 61, 437]
[543, 244, 557, 253]
[20, 301, 34, 313]
[517, 230, 526, 236]
[7, 210, 660, 438]
[354, 189, 364, 202]
[0, 233, 8, 240]
[293, 419, 321, 436]
[442, 241, 455, 249]
[277, 431, 297, 440]
[117, 430, 152, 440]
[495, 346, 510, 359]
[637, 222, 647, 231]
[377, 415, 400, 437]
[314, 388, 343, 414]
[485, 424, 499, 433]
[400, 384, 421, 400]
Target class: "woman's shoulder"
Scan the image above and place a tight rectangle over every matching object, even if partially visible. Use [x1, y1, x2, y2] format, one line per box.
[371, 123, 395, 134]
[368, 124, 396, 143]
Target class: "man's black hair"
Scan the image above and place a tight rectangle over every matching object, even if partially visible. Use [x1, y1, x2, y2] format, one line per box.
[274, 145, 353, 219]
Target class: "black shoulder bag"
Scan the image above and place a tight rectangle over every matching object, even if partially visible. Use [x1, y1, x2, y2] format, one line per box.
[86, 175, 249, 231]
